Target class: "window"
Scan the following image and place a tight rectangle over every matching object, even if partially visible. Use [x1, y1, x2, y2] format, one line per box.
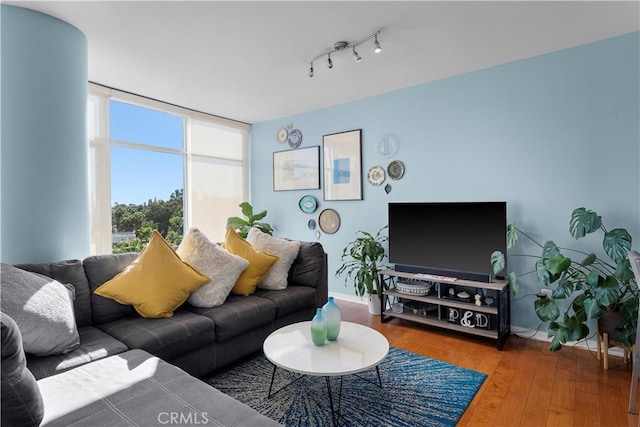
[88, 84, 249, 254]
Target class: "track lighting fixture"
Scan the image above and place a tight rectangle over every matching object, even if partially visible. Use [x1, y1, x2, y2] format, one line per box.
[352, 47, 362, 63]
[307, 30, 382, 78]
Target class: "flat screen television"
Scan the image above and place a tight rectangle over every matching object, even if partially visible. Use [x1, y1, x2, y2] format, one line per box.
[388, 202, 507, 282]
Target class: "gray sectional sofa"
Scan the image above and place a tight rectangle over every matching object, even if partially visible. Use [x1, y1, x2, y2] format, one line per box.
[1, 240, 327, 426]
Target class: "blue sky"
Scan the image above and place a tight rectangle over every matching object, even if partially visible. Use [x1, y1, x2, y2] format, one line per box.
[110, 100, 184, 206]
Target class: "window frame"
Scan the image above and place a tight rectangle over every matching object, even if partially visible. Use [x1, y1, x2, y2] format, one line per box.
[88, 82, 250, 254]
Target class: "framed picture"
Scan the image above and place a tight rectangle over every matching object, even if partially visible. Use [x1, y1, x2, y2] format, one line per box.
[273, 146, 320, 191]
[323, 129, 362, 201]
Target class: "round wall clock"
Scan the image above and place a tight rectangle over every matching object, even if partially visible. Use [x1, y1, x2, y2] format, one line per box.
[377, 134, 399, 158]
[288, 129, 303, 148]
[367, 165, 385, 186]
[298, 195, 317, 213]
[277, 127, 288, 143]
[387, 160, 405, 180]
[318, 209, 340, 234]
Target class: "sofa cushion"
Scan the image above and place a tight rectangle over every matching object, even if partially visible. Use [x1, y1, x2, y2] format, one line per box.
[37, 349, 281, 427]
[224, 228, 279, 296]
[1, 312, 44, 427]
[95, 231, 210, 318]
[247, 228, 301, 290]
[15, 259, 92, 326]
[96, 310, 215, 361]
[177, 227, 249, 307]
[0, 264, 80, 356]
[288, 241, 326, 288]
[188, 295, 277, 343]
[84, 252, 138, 323]
[26, 326, 128, 380]
[254, 286, 318, 318]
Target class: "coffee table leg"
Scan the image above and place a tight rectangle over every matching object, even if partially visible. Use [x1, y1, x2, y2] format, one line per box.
[337, 376, 343, 421]
[376, 366, 383, 389]
[268, 365, 278, 398]
[325, 377, 338, 427]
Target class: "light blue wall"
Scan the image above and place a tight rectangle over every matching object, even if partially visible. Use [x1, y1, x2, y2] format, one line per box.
[1, 5, 90, 263]
[251, 32, 640, 329]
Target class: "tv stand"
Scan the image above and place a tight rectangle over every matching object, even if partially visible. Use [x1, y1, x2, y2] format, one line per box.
[379, 269, 510, 350]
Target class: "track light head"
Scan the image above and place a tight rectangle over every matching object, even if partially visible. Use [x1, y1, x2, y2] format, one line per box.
[327, 54, 333, 69]
[374, 35, 382, 53]
[353, 47, 362, 63]
[308, 63, 314, 78]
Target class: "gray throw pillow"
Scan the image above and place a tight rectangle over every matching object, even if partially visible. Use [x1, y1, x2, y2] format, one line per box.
[0, 264, 80, 356]
[247, 228, 301, 290]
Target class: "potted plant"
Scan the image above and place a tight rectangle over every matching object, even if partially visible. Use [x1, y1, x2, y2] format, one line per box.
[336, 226, 388, 315]
[226, 202, 273, 238]
[491, 207, 637, 351]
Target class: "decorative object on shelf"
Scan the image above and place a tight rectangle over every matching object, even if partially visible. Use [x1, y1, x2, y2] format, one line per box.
[323, 129, 363, 201]
[490, 206, 637, 352]
[273, 146, 320, 191]
[336, 225, 388, 315]
[307, 219, 316, 230]
[367, 165, 385, 186]
[226, 202, 273, 239]
[310, 308, 327, 346]
[395, 281, 432, 296]
[474, 294, 482, 306]
[322, 296, 341, 341]
[391, 302, 404, 313]
[298, 195, 318, 213]
[377, 134, 399, 158]
[387, 160, 405, 180]
[318, 209, 340, 234]
[485, 297, 494, 307]
[307, 30, 381, 78]
[384, 183, 392, 194]
[276, 127, 288, 143]
[287, 129, 303, 148]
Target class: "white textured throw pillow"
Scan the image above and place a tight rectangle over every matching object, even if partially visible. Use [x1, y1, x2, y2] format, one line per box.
[247, 228, 301, 290]
[0, 263, 80, 356]
[177, 228, 249, 307]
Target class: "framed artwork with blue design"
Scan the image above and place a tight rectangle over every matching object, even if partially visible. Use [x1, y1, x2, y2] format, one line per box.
[322, 129, 362, 201]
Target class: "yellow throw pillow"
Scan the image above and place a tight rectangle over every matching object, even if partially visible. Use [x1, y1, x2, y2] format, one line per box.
[94, 230, 209, 318]
[224, 228, 279, 295]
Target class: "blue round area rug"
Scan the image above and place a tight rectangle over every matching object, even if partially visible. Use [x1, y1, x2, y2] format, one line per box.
[205, 347, 486, 427]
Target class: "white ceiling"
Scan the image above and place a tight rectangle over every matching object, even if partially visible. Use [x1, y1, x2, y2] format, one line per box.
[6, 1, 640, 124]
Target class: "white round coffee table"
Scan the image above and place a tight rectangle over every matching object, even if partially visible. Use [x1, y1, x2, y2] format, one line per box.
[263, 321, 389, 425]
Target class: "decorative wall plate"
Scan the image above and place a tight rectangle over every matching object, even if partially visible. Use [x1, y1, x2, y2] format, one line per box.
[277, 127, 288, 143]
[308, 219, 316, 230]
[288, 129, 303, 148]
[377, 134, 399, 158]
[387, 160, 405, 180]
[367, 165, 385, 186]
[318, 209, 340, 234]
[298, 195, 318, 213]
[385, 183, 392, 194]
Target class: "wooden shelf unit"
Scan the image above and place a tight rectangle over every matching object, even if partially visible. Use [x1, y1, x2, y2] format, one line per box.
[379, 269, 510, 350]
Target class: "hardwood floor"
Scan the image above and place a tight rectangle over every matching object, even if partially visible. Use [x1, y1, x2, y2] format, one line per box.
[338, 300, 637, 427]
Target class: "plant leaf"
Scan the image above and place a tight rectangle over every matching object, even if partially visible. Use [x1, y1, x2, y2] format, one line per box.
[535, 297, 560, 322]
[251, 210, 268, 222]
[491, 251, 505, 274]
[536, 259, 552, 285]
[509, 272, 518, 296]
[580, 253, 597, 266]
[603, 228, 632, 263]
[593, 275, 622, 307]
[226, 217, 249, 228]
[569, 207, 602, 239]
[582, 296, 600, 320]
[615, 259, 634, 282]
[507, 224, 518, 248]
[542, 241, 561, 260]
[239, 202, 253, 218]
[547, 254, 572, 275]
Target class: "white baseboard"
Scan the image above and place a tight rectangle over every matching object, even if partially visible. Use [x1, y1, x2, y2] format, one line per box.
[331, 292, 368, 305]
[511, 325, 626, 357]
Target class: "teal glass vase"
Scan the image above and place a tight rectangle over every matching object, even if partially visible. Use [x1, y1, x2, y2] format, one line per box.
[310, 308, 327, 346]
[322, 296, 341, 341]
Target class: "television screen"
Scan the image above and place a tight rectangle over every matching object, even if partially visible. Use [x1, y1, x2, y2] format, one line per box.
[388, 202, 507, 281]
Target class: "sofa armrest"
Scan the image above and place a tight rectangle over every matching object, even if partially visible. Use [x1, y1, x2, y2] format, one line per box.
[287, 242, 328, 307]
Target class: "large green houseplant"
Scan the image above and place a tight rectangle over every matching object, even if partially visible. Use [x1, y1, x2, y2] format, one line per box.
[491, 207, 637, 351]
[336, 226, 388, 312]
[226, 202, 273, 238]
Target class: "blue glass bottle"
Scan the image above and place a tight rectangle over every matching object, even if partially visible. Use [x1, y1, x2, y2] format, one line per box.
[310, 308, 327, 346]
[322, 296, 341, 341]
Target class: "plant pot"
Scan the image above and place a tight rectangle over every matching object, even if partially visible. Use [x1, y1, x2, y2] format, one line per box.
[368, 293, 382, 315]
[598, 310, 624, 343]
